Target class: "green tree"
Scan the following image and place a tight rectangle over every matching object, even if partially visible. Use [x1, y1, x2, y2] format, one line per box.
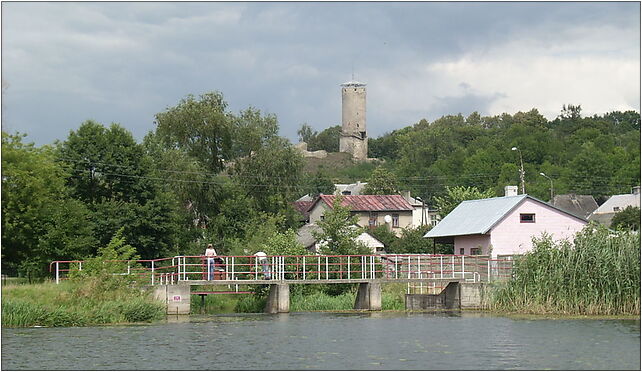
[2, 132, 95, 278]
[368, 225, 398, 250]
[313, 196, 369, 255]
[259, 230, 307, 256]
[566, 142, 611, 197]
[297, 123, 316, 143]
[434, 186, 495, 216]
[231, 137, 304, 218]
[303, 171, 335, 197]
[230, 107, 279, 158]
[611, 206, 640, 231]
[363, 166, 400, 194]
[58, 121, 155, 204]
[154, 92, 232, 172]
[308, 125, 341, 152]
[389, 225, 433, 254]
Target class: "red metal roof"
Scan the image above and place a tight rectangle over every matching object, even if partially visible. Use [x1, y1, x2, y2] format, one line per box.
[316, 194, 413, 212]
[293, 201, 313, 215]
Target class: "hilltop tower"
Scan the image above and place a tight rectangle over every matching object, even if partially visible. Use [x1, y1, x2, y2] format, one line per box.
[339, 80, 367, 160]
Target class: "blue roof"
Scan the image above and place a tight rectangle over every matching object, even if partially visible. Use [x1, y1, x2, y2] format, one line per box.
[424, 194, 587, 239]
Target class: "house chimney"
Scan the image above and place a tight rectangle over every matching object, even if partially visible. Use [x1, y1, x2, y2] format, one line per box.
[402, 190, 412, 201]
[632, 186, 640, 195]
[505, 185, 518, 197]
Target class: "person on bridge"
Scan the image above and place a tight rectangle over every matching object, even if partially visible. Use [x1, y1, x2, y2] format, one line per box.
[205, 244, 217, 280]
[254, 251, 271, 280]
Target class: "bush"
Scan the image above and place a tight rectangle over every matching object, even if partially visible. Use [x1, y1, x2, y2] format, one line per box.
[122, 301, 165, 323]
[491, 225, 640, 315]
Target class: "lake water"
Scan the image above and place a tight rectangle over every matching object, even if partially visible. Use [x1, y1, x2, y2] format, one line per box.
[2, 312, 640, 370]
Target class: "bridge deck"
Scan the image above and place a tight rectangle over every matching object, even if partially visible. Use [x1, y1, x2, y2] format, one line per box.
[182, 278, 466, 286]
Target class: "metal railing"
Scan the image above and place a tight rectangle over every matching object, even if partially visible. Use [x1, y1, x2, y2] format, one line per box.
[49, 254, 514, 286]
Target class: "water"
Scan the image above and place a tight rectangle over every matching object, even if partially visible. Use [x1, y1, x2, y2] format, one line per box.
[2, 312, 640, 370]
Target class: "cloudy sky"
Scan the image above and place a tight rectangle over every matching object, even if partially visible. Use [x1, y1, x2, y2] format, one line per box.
[2, 2, 640, 146]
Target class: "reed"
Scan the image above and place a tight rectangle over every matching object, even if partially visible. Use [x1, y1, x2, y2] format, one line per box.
[491, 226, 640, 315]
[2, 279, 165, 327]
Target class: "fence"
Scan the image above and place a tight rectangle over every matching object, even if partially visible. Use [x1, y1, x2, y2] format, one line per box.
[49, 254, 515, 289]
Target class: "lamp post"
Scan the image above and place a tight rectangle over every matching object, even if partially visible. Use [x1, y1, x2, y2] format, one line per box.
[511, 147, 525, 194]
[539, 172, 554, 201]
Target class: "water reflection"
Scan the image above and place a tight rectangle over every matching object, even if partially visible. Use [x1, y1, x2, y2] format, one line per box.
[2, 312, 640, 370]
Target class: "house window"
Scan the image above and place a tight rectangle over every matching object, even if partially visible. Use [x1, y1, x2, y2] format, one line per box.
[431, 215, 439, 226]
[613, 207, 620, 212]
[369, 212, 378, 227]
[470, 248, 482, 255]
[392, 214, 399, 228]
[320, 215, 325, 221]
[520, 213, 536, 223]
[342, 191, 351, 195]
[459, 248, 465, 255]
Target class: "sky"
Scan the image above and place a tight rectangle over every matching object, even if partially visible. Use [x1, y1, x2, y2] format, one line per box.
[2, 2, 640, 146]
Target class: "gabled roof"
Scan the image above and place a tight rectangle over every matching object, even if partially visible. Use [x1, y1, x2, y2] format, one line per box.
[591, 193, 640, 215]
[293, 200, 313, 215]
[424, 194, 587, 239]
[551, 194, 598, 218]
[311, 194, 413, 212]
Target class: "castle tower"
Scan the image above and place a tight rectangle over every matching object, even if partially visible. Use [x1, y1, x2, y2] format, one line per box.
[339, 80, 367, 160]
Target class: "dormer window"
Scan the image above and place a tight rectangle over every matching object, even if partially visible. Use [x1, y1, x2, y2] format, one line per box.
[520, 213, 536, 223]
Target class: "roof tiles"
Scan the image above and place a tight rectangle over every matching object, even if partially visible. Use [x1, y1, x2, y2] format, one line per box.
[317, 194, 413, 212]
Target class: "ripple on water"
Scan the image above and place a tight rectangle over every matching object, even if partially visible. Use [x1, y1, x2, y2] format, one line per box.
[1, 313, 640, 370]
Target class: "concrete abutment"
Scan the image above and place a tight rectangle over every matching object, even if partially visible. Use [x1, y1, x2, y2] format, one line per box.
[354, 282, 382, 311]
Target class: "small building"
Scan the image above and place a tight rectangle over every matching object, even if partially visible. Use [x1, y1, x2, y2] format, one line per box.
[424, 190, 587, 258]
[293, 195, 314, 223]
[401, 191, 440, 227]
[550, 194, 599, 219]
[307, 194, 414, 235]
[588, 187, 641, 227]
[295, 223, 385, 254]
[335, 181, 367, 196]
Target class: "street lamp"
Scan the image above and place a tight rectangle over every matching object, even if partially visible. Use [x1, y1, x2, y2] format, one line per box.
[511, 147, 525, 194]
[539, 172, 554, 202]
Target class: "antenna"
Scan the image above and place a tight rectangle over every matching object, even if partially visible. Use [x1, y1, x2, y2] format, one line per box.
[351, 62, 354, 81]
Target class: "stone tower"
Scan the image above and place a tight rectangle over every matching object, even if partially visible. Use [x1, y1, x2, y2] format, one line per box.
[339, 80, 367, 160]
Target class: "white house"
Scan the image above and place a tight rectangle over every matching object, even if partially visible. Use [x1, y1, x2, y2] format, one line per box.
[588, 187, 640, 227]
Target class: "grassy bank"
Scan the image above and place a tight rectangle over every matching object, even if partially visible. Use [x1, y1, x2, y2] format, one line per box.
[491, 226, 640, 315]
[2, 279, 165, 327]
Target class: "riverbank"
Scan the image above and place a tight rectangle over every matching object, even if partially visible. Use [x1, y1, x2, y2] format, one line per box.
[1, 279, 165, 327]
[491, 227, 640, 316]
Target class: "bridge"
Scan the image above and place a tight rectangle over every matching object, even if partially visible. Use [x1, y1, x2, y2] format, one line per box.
[50, 254, 514, 314]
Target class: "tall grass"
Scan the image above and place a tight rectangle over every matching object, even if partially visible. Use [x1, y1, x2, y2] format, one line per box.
[2, 279, 165, 327]
[492, 226, 640, 315]
[222, 283, 406, 313]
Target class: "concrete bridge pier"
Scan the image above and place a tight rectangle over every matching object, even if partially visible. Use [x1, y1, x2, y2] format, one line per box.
[153, 284, 190, 315]
[354, 282, 381, 311]
[265, 283, 290, 313]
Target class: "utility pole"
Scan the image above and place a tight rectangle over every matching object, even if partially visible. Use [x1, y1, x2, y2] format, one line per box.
[512, 147, 525, 194]
[540, 172, 554, 201]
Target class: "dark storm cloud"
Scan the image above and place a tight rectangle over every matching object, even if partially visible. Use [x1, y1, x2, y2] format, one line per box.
[1, 2, 639, 145]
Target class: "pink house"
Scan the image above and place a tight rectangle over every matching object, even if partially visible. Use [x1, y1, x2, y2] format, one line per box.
[424, 193, 588, 258]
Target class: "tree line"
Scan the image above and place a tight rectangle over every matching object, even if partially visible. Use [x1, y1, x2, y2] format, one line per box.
[2, 92, 640, 279]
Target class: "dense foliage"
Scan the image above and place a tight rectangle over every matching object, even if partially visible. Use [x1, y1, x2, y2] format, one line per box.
[2, 91, 640, 279]
[368, 108, 640, 205]
[492, 225, 640, 315]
